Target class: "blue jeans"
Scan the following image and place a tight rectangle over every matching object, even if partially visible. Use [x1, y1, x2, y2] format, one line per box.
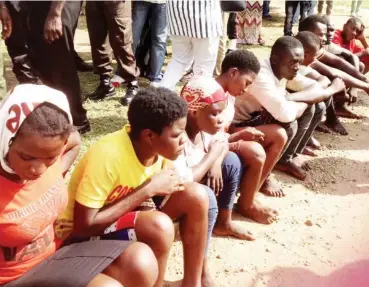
[131, 1, 167, 82]
[203, 152, 242, 254]
[263, 0, 270, 16]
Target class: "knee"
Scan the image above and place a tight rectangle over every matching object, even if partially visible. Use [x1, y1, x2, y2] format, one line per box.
[137, 211, 175, 247]
[243, 142, 266, 167]
[284, 120, 298, 139]
[223, 151, 242, 175]
[314, 102, 326, 117]
[275, 127, 288, 146]
[119, 242, 158, 286]
[184, 182, 210, 212]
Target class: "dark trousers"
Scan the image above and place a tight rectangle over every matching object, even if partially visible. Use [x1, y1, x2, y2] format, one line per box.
[26, 1, 87, 126]
[86, 1, 139, 81]
[263, 0, 270, 16]
[283, 1, 310, 36]
[5, 1, 38, 84]
[227, 13, 237, 40]
[280, 102, 325, 162]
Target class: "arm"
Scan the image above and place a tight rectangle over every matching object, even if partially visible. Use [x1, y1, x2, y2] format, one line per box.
[248, 78, 308, 123]
[286, 78, 345, 104]
[320, 52, 367, 82]
[311, 60, 369, 92]
[62, 131, 81, 176]
[191, 143, 225, 182]
[305, 68, 331, 88]
[73, 180, 155, 236]
[341, 50, 361, 70]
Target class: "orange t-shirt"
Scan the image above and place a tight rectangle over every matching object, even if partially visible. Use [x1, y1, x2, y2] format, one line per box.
[0, 158, 68, 284]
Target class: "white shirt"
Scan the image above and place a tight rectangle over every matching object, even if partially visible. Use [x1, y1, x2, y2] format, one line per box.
[167, 0, 222, 38]
[234, 59, 316, 124]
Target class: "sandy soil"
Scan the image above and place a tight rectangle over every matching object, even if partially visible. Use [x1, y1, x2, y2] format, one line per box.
[3, 1, 369, 286]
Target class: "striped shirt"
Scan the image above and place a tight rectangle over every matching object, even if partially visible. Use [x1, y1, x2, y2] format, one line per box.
[167, 0, 223, 38]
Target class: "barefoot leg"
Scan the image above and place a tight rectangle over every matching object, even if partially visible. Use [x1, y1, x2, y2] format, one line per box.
[307, 136, 321, 150]
[275, 159, 307, 180]
[325, 103, 349, 135]
[260, 177, 285, 197]
[238, 201, 278, 225]
[213, 209, 255, 240]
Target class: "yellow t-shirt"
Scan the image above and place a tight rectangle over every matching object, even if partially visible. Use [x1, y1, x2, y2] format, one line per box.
[55, 125, 166, 240]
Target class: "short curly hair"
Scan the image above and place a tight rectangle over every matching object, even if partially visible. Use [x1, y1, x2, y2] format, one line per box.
[271, 36, 303, 57]
[128, 86, 188, 139]
[299, 15, 327, 32]
[221, 50, 260, 75]
[295, 31, 321, 52]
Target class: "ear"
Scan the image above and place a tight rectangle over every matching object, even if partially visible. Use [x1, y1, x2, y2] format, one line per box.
[228, 67, 238, 78]
[142, 129, 155, 144]
[270, 54, 278, 65]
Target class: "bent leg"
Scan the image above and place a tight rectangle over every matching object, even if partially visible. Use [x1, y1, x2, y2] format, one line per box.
[160, 182, 209, 287]
[212, 152, 255, 240]
[237, 142, 278, 224]
[135, 211, 174, 287]
[102, 242, 158, 287]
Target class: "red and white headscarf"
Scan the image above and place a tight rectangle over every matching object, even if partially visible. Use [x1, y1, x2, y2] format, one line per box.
[180, 76, 227, 113]
[0, 84, 73, 174]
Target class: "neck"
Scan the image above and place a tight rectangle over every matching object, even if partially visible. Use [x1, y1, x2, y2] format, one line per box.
[130, 136, 157, 167]
[185, 116, 201, 141]
[341, 30, 349, 44]
[216, 74, 229, 93]
[270, 60, 283, 80]
[0, 164, 24, 183]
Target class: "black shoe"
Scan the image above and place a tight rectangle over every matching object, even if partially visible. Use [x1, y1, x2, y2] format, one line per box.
[76, 60, 94, 72]
[120, 84, 139, 106]
[89, 77, 116, 101]
[75, 121, 91, 135]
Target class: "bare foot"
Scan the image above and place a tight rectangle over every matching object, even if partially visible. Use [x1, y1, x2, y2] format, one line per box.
[315, 122, 333, 134]
[201, 274, 218, 287]
[307, 136, 321, 150]
[325, 119, 349, 136]
[275, 160, 307, 180]
[335, 105, 364, 119]
[260, 177, 285, 197]
[294, 155, 312, 171]
[239, 202, 278, 225]
[302, 147, 317, 157]
[213, 221, 255, 241]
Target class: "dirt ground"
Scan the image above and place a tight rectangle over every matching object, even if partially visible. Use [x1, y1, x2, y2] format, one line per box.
[3, 1, 369, 286]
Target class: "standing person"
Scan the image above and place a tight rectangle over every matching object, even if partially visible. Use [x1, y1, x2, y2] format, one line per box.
[237, 0, 265, 45]
[159, 0, 222, 91]
[1, 2, 38, 84]
[317, 0, 333, 18]
[86, 1, 140, 106]
[263, 0, 272, 18]
[131, 0, 167, 86]
[23, 1, 90, 134]
[215, 12, 238, 76]
[351, 0, 362, 16]
[0, 84, 159, 287]
[284, 0, 310, 36]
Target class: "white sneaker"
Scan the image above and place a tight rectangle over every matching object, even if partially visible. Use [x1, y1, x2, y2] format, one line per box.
[111, 74, 126, 88]
[150, 81, 161, 88]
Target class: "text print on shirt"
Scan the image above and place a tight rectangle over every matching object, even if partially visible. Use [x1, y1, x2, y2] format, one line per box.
[1, 225, 53, 262]
[106, 185, 135, 203]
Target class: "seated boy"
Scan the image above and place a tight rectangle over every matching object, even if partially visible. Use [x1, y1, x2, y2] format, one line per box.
[234, 36, 344, 180]
[333, 17, 369, 74]
[56, 87, 217, 287]
[299, 15, 369, 132]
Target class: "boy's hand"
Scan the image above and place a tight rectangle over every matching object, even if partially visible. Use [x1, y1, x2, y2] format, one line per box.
[150, 169, 184, 196]
[207, 163, 223, 195]
[44, 13, 63, 43]
[239, 127, 265, 142]
[0, 5, 12, 40]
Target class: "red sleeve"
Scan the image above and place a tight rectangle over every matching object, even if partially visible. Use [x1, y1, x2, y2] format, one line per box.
[332, 30, 343, 46]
